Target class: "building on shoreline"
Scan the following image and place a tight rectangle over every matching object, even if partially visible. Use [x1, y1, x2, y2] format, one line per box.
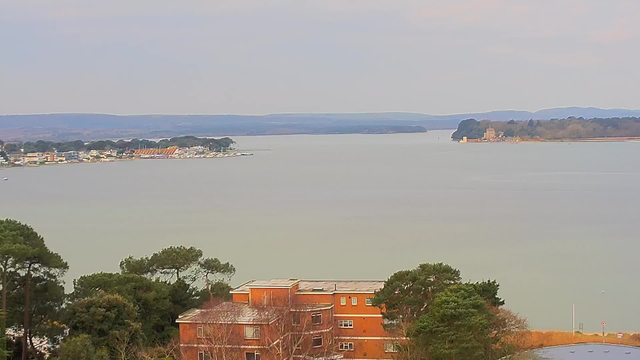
[483, 127, 496, 141]
[133, 146, 179, 157]
[178, 279, 401, 360]
[64, 151, 79, 162]
[0, 145, 248, 168]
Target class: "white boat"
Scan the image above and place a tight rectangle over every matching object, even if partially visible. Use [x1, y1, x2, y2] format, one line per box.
[3, 178, 7, 181]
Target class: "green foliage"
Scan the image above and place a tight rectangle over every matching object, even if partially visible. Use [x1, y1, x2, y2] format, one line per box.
[0, 219, 35, 302]
[472, 279, 505, 307]
[413, 284, 494, 360]
[452, 119, 485, 140]
[3, 136, 235, 153]
[58, 335, 98, 360]
[149, 246, 203, 281]
[452, 116, 640, 140]
[198, 281, 233, 303]
[169, 279, 203, 325]
[6, 275, 66, 347]
[2, 144, 17, 153]
[0, 312, 6, 360]
[65, 292, 143, 353]
[374, 263, 527, 360]
[70, 272, 175, 344]
[67, 246, 235, 350]
[199, 258, 235, 282]
[13, 225, 68, 279]
[1, 221, 235, 357]
[119, 256, 154, 276]
[0, 219, 67, 359]
[68, 246, 234, 349]
[372, 262, 461, 322]
[199, 258, 235, 301]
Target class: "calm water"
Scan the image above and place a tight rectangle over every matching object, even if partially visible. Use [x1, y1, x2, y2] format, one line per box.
[1, 130, 640, 332]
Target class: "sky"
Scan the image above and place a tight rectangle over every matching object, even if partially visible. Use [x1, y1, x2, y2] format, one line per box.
[1, 0, 639, 115]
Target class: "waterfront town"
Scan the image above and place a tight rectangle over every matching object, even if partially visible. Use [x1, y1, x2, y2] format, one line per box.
[0, 136, 251, 168]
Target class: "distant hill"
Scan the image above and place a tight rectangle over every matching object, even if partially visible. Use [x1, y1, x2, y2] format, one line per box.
[1, 107, 639, 141]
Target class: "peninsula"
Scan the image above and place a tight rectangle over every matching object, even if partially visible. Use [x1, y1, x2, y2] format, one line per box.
[0, 136, 247, 167]
[452, 117, 640, 142]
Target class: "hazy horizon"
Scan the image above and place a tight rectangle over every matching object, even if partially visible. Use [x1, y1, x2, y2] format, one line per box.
[3, 106, 640, 117]
[2, 1, 639, 115]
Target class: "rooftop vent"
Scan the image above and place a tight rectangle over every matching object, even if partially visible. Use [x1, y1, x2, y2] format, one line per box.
[312, 287, 325, 292]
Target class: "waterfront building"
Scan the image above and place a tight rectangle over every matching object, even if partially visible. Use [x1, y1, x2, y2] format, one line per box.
[133, 146, 179, 157]
[484, 128, 496, 140]
[64, 151, 80, 161]
[178, 279, 401, 360]
[43, 152, 55, 162]
[24, 153, 44, 164]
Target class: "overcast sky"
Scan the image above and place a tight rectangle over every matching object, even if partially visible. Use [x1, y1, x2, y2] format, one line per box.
[1, 0, 639, 115]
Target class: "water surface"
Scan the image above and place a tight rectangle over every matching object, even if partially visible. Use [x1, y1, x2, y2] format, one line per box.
[1, 130, 639, 332]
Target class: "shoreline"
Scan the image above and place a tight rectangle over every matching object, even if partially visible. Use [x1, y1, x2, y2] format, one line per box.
[459, 136, 640, 143]
[0, 151, 252, 171]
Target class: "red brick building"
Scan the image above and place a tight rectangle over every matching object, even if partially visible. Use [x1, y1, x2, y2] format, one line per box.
[178, 279, 401, 360]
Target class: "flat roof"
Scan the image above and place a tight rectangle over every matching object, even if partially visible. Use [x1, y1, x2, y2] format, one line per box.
[177, 302, 279, 324]
[534, 344, 640, 359]
[246, 279, 300, 288]
[232, 279, 385, 294]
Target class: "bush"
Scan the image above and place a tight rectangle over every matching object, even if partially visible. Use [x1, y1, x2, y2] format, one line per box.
[58, 335, 97, 360]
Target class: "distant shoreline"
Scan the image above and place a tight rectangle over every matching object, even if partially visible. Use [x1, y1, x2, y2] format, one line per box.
[0, 152, 252, 172]
[460, 136, 640, 143]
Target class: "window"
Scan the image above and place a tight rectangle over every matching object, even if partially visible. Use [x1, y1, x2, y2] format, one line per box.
[338, 320, 354, 328]
[383, 318, 399, 325]
[339, 342, 354, 351]
[198, 351, 211, 360]
[384, 342, 400, 353]
[312, 335, 323, 348]
[311, 312, 322, 325]
[340, 297, 346, 306]
[351, 297, 357, 306]
[245, 352, 261, 360]
[197, 325, 204, 338]
[244, 326, 260, 339]
[293, 335, 303, 349]
[292, 313, 301, 326]
[365, 297, 373, 306]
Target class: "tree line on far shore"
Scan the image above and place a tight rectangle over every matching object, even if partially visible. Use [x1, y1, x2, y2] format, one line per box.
[0, 136, 235, 154]
[0, 219, 529, 360]
[452, 117, 640, 140]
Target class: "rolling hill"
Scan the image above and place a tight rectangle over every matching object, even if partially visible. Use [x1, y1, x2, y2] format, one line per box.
[1, 107, 639, 141]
